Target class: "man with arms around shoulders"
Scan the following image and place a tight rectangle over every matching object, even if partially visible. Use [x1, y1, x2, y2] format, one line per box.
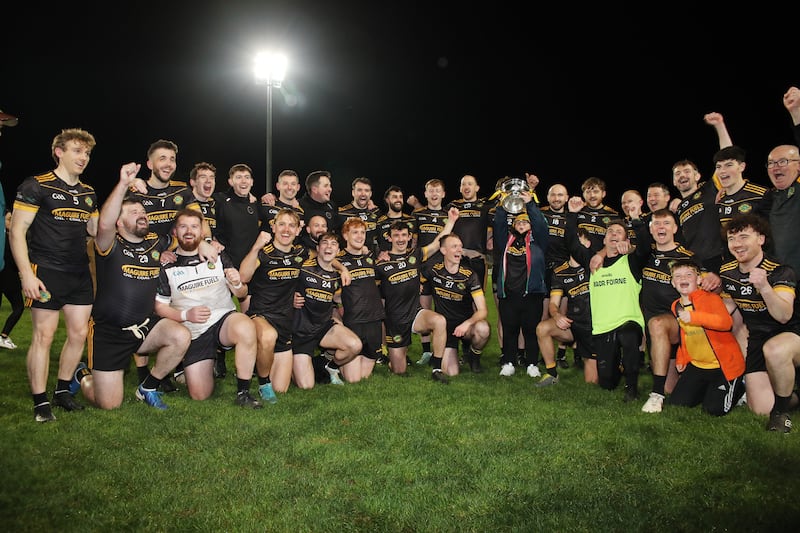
[566, 196, 648, 402]
[127, 139, 207, 393]
[261, 169, 304, 232]
[71, 163, 196, 411]
[154, 208, 262, 408]
[299, 170, 343, 232]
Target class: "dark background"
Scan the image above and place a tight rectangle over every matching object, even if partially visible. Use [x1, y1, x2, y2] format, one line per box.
[1, 1, 796, 211]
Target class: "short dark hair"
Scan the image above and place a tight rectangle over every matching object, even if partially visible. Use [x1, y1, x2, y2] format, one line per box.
[189, 162, 216, 182]
[229, 163, 253, 178]
[713, 145, 746, 164]
[147, 139, 178, 159]
[351, 177, 372, 189]
[384, 185, 403, 200]
[389, 220, 411, 234]
[306, 170, 331, 190]
[672, 159, 699, 173]
[725, 213, 771, 238]
[317, 232, 340, 246]
[647, 182, 670, 194]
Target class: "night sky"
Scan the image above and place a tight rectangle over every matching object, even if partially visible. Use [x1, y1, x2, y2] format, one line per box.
[1, 2, 796, 211]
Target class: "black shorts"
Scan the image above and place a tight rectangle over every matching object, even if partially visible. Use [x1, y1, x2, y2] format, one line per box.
[445, 318, 473, 349]
[345, 320, 383, 360]
[184, 311, 236, 367]
[745, 329, 800, 374]
[88, 315, 164, 372]
[571, 322, 595, 360]
[293, 319, 335, 356]
[250, 312, 293, 353]
[385, 308, 424, 349]
[29, 264, 93, 310]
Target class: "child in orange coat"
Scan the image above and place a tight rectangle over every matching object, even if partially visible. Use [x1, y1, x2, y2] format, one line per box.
[667, 259, 745, 416]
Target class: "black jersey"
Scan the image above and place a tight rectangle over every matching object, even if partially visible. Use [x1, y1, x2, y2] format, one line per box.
[375, 247, 429, 326]
[376, 213, 417, 252]
[676, 180, 723, 269]
[425, 261, 484, 324]
[299, 194, 343, 232]
[720, 256, 800, 337]
[262, 199, 304, 236]
[129, 181, 197, 238]
[337, 249, 385, 324]
[247, 243, 309, 320]
[500, 231, 532, 294]
[339, 203, 381, 252]
[574, 204, 620, 253]
[215, 191, 266, 268]
[540, 206, 569, 267]
[92, 232, 171, 326]
[13, 172, 98, 272]
[448, 198, 491, 252]
[413, 206, 448, 249]
[192, 194, 218, 236]
[550, 261, 591, 330]
[640, 244, 695, 319]
[718, 180, 770, 228]
[293, 258, 341, 339]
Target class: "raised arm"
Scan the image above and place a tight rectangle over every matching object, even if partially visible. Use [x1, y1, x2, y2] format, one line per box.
[421, 206, 459, 257]
[783, 86, 800, 127]
[239, 231, 271, 283]
[95, 162, 142, 252]
[704, 112, 732, 149]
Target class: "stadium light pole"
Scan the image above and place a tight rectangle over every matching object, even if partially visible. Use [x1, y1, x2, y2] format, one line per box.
[254, 52, 287, 194]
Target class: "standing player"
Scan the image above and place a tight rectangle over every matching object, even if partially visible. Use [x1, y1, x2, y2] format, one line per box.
[408, 178, 448, 365]
[128, 139, 205, 392]
[540, 182, 572, 368]
[574, 177, 619, 253]
[188, 162, 219, 237]
[10, 128, 98, 422]
[376, 186, 417, 253]
[261, 169, 304, 233]
[336, 217, 385, 379]
[338, 177, 381, 254]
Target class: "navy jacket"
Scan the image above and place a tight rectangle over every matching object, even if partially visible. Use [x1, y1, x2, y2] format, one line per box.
[492, 200, 549, 298]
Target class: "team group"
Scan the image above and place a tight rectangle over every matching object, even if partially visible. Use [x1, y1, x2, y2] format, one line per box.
[4, 87, 800, 432]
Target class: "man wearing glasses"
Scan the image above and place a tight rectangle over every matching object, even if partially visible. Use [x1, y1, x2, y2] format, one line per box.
[768, 86, 800, 276]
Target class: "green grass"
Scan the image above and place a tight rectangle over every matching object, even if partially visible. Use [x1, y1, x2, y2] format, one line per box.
[0, 295, 798, 532]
